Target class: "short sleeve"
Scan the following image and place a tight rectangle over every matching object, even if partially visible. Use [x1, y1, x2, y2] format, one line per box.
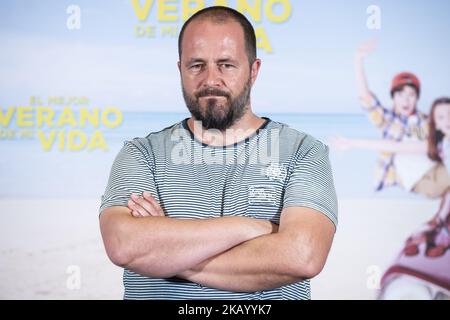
[361, 93, 389, 129]
[99, 140, 158, 214]
[283, 137, 338, 228]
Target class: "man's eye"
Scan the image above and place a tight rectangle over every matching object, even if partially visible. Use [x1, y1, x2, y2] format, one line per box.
[220, 63, 234, 69]
[190, 64, 203, 71]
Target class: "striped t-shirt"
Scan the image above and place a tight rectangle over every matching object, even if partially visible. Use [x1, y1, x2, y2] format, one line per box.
[99, 117, 338, 300]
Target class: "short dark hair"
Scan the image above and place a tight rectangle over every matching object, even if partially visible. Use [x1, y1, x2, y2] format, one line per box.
[390, 84, 420, 99]
[178, 6, 257, 65]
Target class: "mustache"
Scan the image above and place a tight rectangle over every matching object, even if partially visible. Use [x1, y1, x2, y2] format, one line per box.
[195, 88, 230, 99]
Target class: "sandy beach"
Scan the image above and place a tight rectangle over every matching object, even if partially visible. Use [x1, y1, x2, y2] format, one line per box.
[0, 197, 441, 300]
[0, 198, 123, 299]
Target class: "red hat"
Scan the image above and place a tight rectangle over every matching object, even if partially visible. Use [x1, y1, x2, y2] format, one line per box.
[391, 72, 421, 96]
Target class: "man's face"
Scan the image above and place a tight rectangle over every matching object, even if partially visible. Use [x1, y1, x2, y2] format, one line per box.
[179, 19, 258, 130]
[434, 103, 450, 138]
[392, 85, 418, 117]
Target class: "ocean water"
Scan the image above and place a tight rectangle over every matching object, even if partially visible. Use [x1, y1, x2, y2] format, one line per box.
[0, 112, 416, 200]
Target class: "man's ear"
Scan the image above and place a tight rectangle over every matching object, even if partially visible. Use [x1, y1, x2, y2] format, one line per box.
[250, 59, 262, 85]
[177, 61, 181, 74]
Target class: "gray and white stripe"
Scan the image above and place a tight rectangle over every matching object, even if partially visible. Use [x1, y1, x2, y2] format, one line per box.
[100, 117, 338, 300]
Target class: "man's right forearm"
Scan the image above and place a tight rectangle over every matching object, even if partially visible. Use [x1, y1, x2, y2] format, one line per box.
[100, 207, 275, 278]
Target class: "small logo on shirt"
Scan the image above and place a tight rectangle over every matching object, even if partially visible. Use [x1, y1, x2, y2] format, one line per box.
[248, 185, 277, 206]
[263, 162, 288, 183]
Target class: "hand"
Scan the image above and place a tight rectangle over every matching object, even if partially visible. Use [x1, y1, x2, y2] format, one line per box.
[329, 135, 354, 151]
[264, 220, 279, 234]
[355, 39, 378, 60]
[127, 192, 165, 217]
[250, 218, 279, 238]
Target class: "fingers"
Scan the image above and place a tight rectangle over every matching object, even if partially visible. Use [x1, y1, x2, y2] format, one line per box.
[329, 135, 345, 150]
[143, 191, 165, 216]
[357, 39, 378, 57]
[128, 192, 165, 217]
[130, 207, 142, 218]
[361, 38, 377, 49]
[128, 193, 156, 217]
[128, 197, 149, 217]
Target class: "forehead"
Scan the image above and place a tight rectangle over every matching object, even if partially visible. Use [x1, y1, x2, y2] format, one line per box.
[435, 103, 450, 114]
[398, 85, 417, 94]
[181, 19, 246, 58]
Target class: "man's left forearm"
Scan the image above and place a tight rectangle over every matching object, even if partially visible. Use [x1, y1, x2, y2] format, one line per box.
[177, 231, 316, 292]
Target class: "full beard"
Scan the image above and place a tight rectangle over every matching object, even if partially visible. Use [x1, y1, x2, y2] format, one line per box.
[182, 79, 252, 131]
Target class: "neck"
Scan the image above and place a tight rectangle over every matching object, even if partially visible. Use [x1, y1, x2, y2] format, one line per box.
[187, 110, 266, 147]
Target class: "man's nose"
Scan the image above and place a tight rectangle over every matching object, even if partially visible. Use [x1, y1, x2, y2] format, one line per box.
[203, 65, 222, 87]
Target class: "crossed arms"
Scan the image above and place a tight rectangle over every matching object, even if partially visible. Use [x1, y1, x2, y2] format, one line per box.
[99, 193, 335, 292]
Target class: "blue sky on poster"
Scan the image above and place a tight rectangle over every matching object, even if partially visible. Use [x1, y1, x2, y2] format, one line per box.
[0, 0, 449, 114]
